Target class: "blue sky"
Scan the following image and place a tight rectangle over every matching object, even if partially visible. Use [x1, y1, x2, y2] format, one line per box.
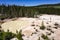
[0, 0, 60, 6]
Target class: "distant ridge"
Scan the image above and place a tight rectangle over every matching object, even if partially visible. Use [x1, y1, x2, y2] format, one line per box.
[28, 3, 60, 8]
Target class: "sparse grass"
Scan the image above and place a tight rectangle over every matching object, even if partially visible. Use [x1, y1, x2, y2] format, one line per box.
[38, 37, 40, 40]
[40, 21, 45, 30]
[41, 34, 50, 40]
[40, 26, 45, 30]
[16, 30, 23, 40]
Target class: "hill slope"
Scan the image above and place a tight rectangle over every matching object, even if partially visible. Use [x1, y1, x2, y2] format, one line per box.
[32, 3, 60, 8]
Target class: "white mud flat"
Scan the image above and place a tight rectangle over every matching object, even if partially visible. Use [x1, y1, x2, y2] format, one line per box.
[1, 15, 60, 40]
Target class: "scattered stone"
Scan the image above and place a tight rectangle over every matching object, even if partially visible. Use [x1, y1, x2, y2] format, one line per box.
[54, 23, 59, 26]
[53, 27, 58, 29]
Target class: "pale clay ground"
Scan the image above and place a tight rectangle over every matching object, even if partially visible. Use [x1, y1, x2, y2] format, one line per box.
[1, 15, 60, 40]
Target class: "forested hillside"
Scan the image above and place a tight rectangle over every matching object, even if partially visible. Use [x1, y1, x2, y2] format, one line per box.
[0, 3, 60, 19]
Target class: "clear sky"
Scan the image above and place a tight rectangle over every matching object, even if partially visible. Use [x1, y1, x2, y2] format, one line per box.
[0, 0, 60, 6]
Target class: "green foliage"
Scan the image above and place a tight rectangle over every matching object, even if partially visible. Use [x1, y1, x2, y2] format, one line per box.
[40, 21, 45, 30]
[0, 29, 23, 40]
[0, 30, 4, 40]
[4, 31, 16, 40]
[16, 30, 23, 40]
[0, 30, 16, 40]
[41, 34, 50, 40]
